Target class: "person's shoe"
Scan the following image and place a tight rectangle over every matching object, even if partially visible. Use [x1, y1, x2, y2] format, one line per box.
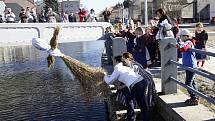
[185, 98, 199, 106]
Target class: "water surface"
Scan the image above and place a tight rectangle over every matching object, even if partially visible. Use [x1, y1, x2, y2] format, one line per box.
[0, 40, 107, 121]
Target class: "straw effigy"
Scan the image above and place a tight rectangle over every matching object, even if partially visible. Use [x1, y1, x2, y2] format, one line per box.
[46, 26, 108, 97]
[61, 55, 108, 97]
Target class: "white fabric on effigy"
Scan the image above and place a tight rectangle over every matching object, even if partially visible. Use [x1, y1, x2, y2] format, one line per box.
[32, 37, 50, 51]
[32, 37, 63, 57]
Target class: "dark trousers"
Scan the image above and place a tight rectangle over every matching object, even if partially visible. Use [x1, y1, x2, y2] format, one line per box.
[129, 80, 149, 121]
[185, 70, 198, 99]
[125, 90, 135, 121]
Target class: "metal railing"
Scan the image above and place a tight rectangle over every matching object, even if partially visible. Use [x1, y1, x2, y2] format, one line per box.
[160, 38, 215, 105]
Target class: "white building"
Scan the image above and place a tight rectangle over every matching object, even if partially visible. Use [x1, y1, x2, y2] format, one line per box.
[0, 1, 6, 16]
[58, 0, 80, 14]
[210, 0, 215, 21]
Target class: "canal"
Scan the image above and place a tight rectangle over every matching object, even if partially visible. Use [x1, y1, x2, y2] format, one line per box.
[0, 40, 108, 121]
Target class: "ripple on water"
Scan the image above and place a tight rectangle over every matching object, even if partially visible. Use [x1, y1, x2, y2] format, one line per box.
[0, 41, 107, 121]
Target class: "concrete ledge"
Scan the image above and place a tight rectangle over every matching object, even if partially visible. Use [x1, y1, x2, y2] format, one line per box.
[0, 22, 112, 47]
[156, 90, 215, 121]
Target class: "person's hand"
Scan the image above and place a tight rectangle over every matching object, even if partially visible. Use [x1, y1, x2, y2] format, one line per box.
[117, 85, 126, 90]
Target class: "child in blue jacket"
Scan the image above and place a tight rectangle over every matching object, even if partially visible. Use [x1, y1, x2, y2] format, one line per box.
[178, 29, 198, 105]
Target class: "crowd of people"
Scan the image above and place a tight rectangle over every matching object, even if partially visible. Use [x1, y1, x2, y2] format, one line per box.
[103, 8, 208, 121]
[0, 5, 209, 120]
[0, 7, 98, 23]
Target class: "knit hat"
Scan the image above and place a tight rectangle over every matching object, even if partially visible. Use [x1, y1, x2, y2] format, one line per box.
[180, 29, 190, 36]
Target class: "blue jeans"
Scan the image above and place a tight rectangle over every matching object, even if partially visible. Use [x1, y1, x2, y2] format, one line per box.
[185, 70, 198, 99]
[129, 80, 149, 121]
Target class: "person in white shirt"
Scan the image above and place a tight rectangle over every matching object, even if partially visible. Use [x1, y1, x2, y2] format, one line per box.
[155, 8, 174, 40]
[88, 9, 96, 22]
[104, 55, 149, 121]
[4, 8, 15, 23]
[25, 7, 34, 23]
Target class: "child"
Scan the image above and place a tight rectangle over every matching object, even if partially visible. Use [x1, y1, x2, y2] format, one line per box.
[194, 22, 208, 68]
[178, 29, 198, 105]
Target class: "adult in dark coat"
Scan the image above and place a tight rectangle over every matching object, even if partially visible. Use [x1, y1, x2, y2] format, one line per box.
[68, 13, 77, 22]
[124, 26, 136, 55]
[19, 8, 27, 23]
[103, 8, 111, 22]
[144, 28, 157, 65]
[104, 27, 114, 64]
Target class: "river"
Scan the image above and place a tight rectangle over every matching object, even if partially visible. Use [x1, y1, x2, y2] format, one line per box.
[0, 40, 108, 121]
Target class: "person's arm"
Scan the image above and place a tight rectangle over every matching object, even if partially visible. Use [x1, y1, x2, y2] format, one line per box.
[104, 67, 120, 85]
[203, 32, 208, 48]
[178, 41, 192, 52]
[11, 13, 16, 18]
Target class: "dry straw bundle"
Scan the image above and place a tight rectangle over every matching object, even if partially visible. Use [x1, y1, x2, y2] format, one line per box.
[61, 55, 108, 97]
[47, 26, 108, 97]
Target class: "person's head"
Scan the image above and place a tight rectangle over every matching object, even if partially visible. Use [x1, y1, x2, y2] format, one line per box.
[105, 26, 111, 33]
[136, 20, 141, 28]
[122, 52, 134, 61]
[135, 27, 144, 37]
[26, 7, 30, 11]
[171, 18, 178, 25]
[21, 8, 25, 13]
[145, 27, 152, 35]
[90, 9, 94, 13]
[127, 25, 134, 32]
[41, 9, 45, 14]
[48, 7, 52, 12]
[150, 17, 158, 27]
[153, 17, 159, 21]
[7, 8, 11, 13]
[156, 8, 166, 19]
[195, 22, 204, 33]
[114, 55, 123, 64]
[122, 52, 133, 67]
[180, 29, 190, 41]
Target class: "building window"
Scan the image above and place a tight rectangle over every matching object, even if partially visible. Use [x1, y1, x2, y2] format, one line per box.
[65, 4, 68, 8]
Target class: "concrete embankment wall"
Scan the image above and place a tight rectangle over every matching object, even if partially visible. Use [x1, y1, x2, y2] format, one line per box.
[0, 22, 112, 47]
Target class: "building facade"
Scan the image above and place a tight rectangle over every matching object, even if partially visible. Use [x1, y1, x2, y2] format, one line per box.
[0, 0, 35, 21]
[58, 0, 80, 15]
[210, 0, 215, 23]
[135, 0, 210, 23]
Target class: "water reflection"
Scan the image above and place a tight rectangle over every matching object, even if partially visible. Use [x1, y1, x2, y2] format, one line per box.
[0, 40, 107, 121]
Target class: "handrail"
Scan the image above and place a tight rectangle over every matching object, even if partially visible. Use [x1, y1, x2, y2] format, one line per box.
[160, 38, 215, 105]
[168, 43, 215, 57]
[170, 60, 215, 81]
[189, 48, 215, 57]
[170, 77, 215, 105]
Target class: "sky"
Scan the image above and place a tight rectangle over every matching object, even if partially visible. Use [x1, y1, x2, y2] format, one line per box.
[81, 0, 124, 13]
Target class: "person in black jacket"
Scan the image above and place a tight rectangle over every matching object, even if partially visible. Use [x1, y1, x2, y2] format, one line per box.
[0, 15, 4, 23]
[68, 12, 77, 22]
[194, 22, 208, 68]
